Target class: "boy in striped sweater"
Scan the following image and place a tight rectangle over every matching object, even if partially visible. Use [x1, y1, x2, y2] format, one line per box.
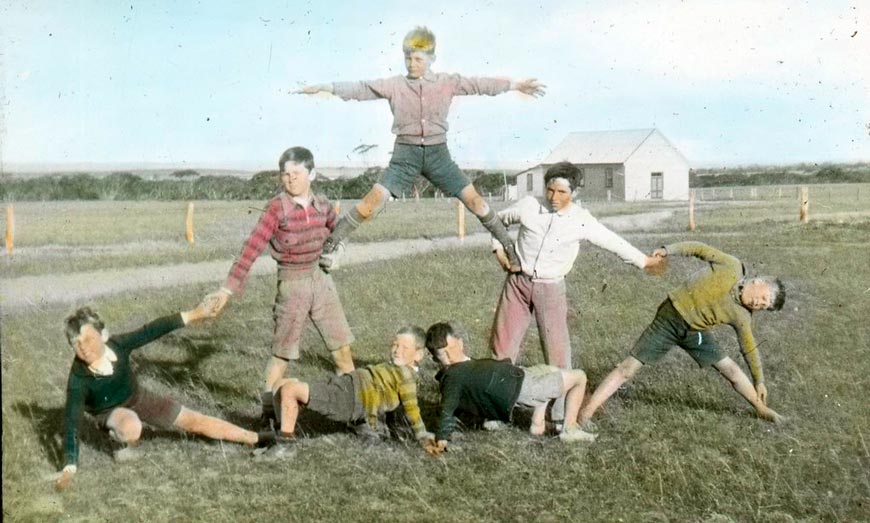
[259, 326, 434, 458]
[204, 147, 356, 425]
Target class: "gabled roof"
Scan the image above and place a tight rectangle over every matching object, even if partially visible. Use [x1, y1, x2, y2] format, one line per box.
[542, 128, 658, 165]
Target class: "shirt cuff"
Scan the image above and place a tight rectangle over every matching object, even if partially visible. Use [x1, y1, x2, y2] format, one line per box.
[62, 465, 77, 474]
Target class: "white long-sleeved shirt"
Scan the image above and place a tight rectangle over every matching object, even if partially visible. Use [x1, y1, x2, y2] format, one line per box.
[493, 196, 646, 281]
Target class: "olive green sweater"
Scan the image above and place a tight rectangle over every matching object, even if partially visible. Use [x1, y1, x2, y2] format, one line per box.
[665, 242, 764, 383]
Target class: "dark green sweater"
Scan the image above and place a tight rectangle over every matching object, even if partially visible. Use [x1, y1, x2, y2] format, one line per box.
[435, 359, 525, 441]
[63, 314, 184, 467]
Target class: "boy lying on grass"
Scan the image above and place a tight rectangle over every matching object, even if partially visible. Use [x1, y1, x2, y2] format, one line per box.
[258, 326, 435, 459]
[579, 241, 786, 429]
[424, 321, 596, 456]
[55, 302, 270, 491]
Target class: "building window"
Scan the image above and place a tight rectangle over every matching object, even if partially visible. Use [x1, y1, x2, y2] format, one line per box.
[650, 172, 663, 199]
[578, 168, 585, 188]
[526, 172, 534, 193]
[605, 167, 613, 189]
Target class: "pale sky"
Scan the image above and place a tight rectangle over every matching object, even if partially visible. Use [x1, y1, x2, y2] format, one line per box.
[2, 0, 868, 172]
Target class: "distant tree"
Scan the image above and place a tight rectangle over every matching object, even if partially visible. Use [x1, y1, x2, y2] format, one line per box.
[171, 169, 200, 178]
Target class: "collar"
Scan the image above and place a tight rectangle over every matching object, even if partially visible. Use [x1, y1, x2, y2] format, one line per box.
[732, 278, 750, 310]
[408, 71, 436, 82]
[538, 199, 577, 217]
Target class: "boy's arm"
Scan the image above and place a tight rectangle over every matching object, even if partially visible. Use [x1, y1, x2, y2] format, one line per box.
[581, 215, 648, 269]
[108, 314, 186, 353]
[396, 368, 430, 440]
[330, 78, 396, 101]
[453, 75, 545, 98]
[222, 199, 281, 295]
[734, 321, 767, 401]
[58, 376, 86, 489]
[435, 373, 463, 443]
[664, 241, 741, 270]
[489, 198, 528, 253]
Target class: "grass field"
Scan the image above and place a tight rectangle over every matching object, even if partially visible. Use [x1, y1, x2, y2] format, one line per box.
[2, 187, 869, 522]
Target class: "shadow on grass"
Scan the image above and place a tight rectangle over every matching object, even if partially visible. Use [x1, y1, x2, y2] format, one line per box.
[13, 401, 113, 469]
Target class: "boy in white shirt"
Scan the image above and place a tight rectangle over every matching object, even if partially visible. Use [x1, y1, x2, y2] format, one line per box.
[490, 162, 665, 425]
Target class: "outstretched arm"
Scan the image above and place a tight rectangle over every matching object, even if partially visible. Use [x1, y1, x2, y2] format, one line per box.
[293, 83, 334, 95]
[510, 78, 546, 97]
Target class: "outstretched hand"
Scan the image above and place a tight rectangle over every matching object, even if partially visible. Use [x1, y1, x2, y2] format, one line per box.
[512, 78, 546, 97]
[644, 250, 668, 276]
[187, 290, 230, 323]
[292, 83, 333, 95]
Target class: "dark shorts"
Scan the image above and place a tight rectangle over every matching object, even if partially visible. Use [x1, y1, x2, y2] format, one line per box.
[93, 386, 183, 430]
[273, 268, 354, 360]
[381, 143, 471, 198]
[305, 373, 364, 424]
[631, 299, 724, 368]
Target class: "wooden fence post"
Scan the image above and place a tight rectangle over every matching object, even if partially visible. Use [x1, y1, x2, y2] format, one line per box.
[457, 200, 465, 240]
[688, 190, 696, 232]
[799, 186, 809, 223]
[607, 189, 612, 203]
[185, 202, 195, 244]
[5, 205, 13, 255]
[334, 200, 341, 215]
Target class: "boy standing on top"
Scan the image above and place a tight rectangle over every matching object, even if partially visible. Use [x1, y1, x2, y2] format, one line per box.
[205, 147, 355, 425]
[295, 26, 545, 272]
[579, 241, 786, 428]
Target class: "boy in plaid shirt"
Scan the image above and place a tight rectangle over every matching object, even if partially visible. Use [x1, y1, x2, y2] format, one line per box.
[205, 147, 355, 424]
[296, 26, 545, 272]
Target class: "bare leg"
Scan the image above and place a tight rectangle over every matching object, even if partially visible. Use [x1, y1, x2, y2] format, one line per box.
[579, 357, 644, 424]
[264, 356, 290, 393]
[331, 345, 355, 375]
[529, 404, 547, 436]
[173, 407, 258, 445]
[272, 379, 310, 436]
[713, 357, 783, 423]
[106, 407, 143, 445]
[323, 184, 389, 252]
[560, 370, 588, 431]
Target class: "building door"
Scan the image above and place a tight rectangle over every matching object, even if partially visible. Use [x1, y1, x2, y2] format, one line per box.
[650, 172, 663, 199]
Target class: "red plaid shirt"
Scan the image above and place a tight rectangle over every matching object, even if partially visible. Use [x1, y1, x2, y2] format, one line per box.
[224, 193, 336, 294]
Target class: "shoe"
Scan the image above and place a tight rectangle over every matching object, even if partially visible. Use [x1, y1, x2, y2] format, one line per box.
[113, 445, 142, 463]
[559, 426, 597, 444]
[253, 436, 296, 461]
[482, 420, 508, 432]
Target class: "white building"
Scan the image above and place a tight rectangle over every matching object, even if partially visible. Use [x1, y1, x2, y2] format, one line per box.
[516, 129, 690, 201]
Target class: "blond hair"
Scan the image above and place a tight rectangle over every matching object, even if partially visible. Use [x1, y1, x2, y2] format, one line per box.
[402, 26, 436, 55]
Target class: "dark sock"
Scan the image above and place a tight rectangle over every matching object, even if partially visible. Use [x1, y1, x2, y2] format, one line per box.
[323, 208, 364, 253]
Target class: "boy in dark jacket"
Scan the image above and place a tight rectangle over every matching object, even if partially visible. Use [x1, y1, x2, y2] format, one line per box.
[424, 321, 596, 455]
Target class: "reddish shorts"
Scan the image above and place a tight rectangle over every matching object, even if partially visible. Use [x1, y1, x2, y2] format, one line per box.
[272, 268, 354, 360]
[93, 386, 182, 430]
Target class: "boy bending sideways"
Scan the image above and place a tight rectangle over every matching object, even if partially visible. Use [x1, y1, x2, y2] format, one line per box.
[296, 26, 545, 271]
[260, 327, 434, 459]
[425, 321, 596, 456]
[56, 303, 268, 491]
[579, 242, 786, 427]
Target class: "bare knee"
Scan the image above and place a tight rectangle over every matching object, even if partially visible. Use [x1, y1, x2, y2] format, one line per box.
[358, 186, 389, 220]
[563, 369, 587, 391]
[107, 409, 142, 444]
[459, 186, 488, 215]
[615, 357, 643, 380]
